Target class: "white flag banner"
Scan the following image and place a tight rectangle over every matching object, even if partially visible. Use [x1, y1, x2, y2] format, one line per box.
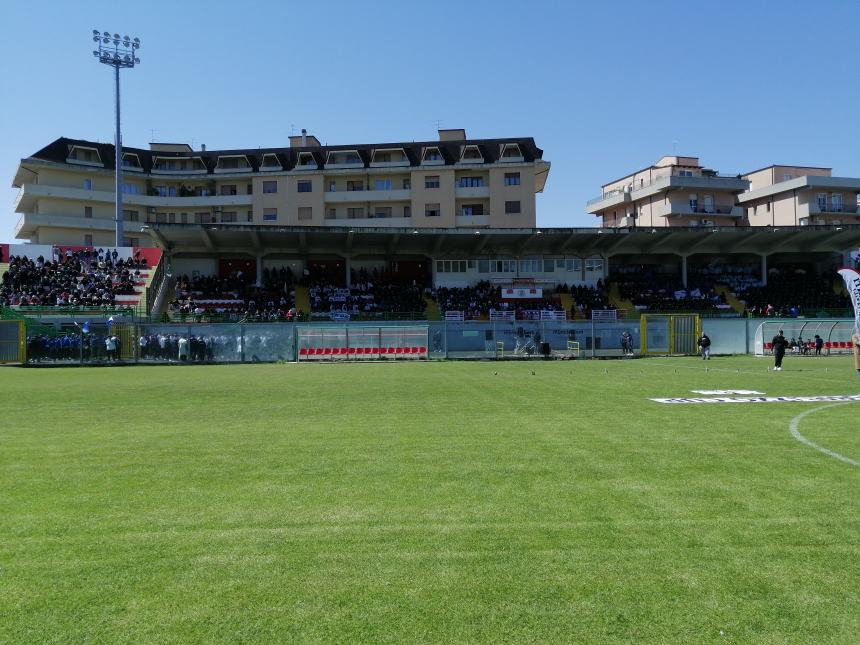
[837, 268, 860, 333]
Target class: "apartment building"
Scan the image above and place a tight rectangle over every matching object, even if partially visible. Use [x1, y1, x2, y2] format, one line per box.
[586, 156, 749, 228]
[10, 129, 550, 247]
[737, 165, 860, 227]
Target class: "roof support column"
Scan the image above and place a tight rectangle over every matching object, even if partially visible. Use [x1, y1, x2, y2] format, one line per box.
[345, 255, 352, 288]
[681, 254, 688, 288]
[255, 253, 263, 287]
[760, 254, 768, 287]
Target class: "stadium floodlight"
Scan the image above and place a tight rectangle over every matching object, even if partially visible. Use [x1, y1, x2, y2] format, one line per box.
[92, 28, 141, 247]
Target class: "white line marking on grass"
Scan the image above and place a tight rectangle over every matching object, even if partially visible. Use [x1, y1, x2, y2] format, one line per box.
[788, 403, 860, 467]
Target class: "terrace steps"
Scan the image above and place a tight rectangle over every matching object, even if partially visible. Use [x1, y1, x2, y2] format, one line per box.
[294, 285, 310, 314]
[423, 294, 442, 321]
[558, 293, 575, 318]
[608, 282, 635, 311]
[714, 284, 745, 314]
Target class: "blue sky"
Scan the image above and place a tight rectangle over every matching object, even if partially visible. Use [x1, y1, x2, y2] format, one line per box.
[2, 0, 859, 243]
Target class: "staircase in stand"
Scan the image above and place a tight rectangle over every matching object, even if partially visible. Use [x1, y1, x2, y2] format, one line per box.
[113, 268, 154, 313]
[714, 284, 745, 315]
[423, 294, 442, 321]
[294, 286, 311, 314]
[558, 293, 575, 318]
[608, 282, 635, 311]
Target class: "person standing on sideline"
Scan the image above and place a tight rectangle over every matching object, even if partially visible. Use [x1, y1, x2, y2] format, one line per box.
[771, 329, 789, 371]
[814, 334, 824, 356]
[697, 333, 712, 360]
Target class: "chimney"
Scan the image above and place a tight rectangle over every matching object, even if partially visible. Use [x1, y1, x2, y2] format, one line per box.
[301, 129, 307, 147]
[201, 143, 206, 152]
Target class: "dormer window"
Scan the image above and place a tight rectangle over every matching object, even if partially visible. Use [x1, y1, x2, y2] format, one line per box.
[297, 152, 317, 169]
[326, 150, 362, 167]
[261, 153, 281, 170]
[460, 145, 484, 163]
[66, 146, 103, 166]
[500, 143, 523, 161]
[121, 153, 142, 170]
[152, 156, 207, 173]
[422, 147, 444, 165]
[370, 148, 408, 167]
[215, 155, 252, 173]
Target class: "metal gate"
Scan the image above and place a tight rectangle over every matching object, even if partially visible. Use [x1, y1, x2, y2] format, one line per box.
[0, 320, 26, 363]
[639, 314, 701, 355]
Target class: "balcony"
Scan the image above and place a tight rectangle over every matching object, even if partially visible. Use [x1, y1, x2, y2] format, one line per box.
[323, 188, 411, 203]
[455, 215, 490, 227]
[455, 186, 490, 199]
[631, 174, 749, 199]
[15, 213, 134, 238]
[14, 183, 253, 212]
[809, 202, 860, 215]
[586, 189, 631, 212]
[655, 203, 743, 218]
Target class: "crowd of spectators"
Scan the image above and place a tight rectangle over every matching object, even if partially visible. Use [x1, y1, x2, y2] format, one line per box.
[739, 265, 849, 317]
[1, 249, 147, 308]
[169, 267, 298, 321]
[614, 265, 729, 313]
[307, 267, 426, 317]
[556, 282, 612, 318]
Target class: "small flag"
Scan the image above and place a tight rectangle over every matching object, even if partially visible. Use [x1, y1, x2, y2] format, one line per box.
[81, 321, 90, 334]
[106, 316, 114, 331]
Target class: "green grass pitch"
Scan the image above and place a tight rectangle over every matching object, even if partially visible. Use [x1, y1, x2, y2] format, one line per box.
[2, 356, 859, 643]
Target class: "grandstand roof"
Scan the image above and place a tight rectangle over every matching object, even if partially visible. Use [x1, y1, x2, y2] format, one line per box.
[146, 224, 860, 258]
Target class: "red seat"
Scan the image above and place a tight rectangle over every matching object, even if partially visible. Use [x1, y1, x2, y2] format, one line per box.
[418, 346, 427, 353]
[348, 347, 357, 354]
[395, 347, 404, 354]
[764, 343, 772, 350]
[299, 347, 309, 356]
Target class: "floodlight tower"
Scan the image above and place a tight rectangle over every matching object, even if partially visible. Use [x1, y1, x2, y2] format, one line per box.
[92, 30, 140, 247]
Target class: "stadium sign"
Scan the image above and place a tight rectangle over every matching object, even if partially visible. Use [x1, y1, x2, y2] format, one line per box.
[652, 394, 860, 404]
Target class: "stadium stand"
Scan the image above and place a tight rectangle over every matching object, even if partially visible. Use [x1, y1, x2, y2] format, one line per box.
[1, 249, 147, 308]
[738, 264, 850, 317]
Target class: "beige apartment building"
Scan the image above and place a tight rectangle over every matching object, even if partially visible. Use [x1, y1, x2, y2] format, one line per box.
[586, 156, 749, 228]
[738, 165, 860, 227]
[11, 129, 550, 247]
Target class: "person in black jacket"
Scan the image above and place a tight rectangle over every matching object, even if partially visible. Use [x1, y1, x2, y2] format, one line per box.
[697, 333, 711, 360]
[772, 329, 788, 371]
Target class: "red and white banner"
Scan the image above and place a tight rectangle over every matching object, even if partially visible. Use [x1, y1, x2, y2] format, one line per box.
[838, 268, 860, 333]
[501, 287, 542, 299]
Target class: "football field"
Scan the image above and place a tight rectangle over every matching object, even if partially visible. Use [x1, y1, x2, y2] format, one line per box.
[2, 356, 859, 643]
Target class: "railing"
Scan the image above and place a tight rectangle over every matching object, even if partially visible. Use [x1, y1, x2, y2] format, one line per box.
[445, 311, 465, 321]
[489, 310, 515, 321]
[811, 202, 860, 214]
[587, 189, 628, 205]
[592, 309, 617, 322]
[145, 254, 168, 317]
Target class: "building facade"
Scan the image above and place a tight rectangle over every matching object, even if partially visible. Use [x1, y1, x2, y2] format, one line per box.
[586, 156, 749, 228]
[588, 157, 860, 229]
[10, 129, 550, 247]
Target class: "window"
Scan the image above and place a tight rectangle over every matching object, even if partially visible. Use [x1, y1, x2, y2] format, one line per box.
[504, 200, 521, 214]
[247, 210, 253, 222]
[832, 193, 843, 211]
[373, 207, 392, 219]
[247, 184, 253, 195]
[424, 148, 442, 161]
[502, 145, 522, 158]
[689, 194, 698, 212]
[376, 152, 391, 163]
[347, 180, 364, 192]
[348, 207, 365, 219]
[703, 194, 714, 213]
[154, 186, 168, 197]
[425, 176, 440, 189]
[298, 153, 316, 166]
[461, 204, 484, 216]
[123, 210, 138, 222]
[478, 260, 490, 273]
[374, 179, 392, 191]
[425, 203, 441, 217]
[220, 184, 237, 196]
[462, 146, 482, 161]
[221, 211, 237, 223]
[168, 213, 176, 223]
[585, 258, 604, 272]
[298, 207, 312, 221]
[155, 212, 167, 224]
[457, 177, 484, 188]
[436, 260, 468, 273]
[544, 259, 555, 272]
[84, 234, 93, 246]
[84, 206, 93, 218]
[402, 178, 411, 190]
[327, 208, 337, 219]
[504, 172, 521, 186]
[83, 178, 93, 190]
[263, 208, 278, 222]
[297, 181, 313, 193]
[678, 170, 693, 177]
[783, 174, 793, 182]
[181, 213, 188, 224]
[328, 181, 336, 192]
[125, 237, 139, 247]
[263, 180, 278, 194]
[122, 183, 139, 194]
[519, 259, 541, 273]
[403, 206, 411, 218]
[197, 212, 213, 224]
